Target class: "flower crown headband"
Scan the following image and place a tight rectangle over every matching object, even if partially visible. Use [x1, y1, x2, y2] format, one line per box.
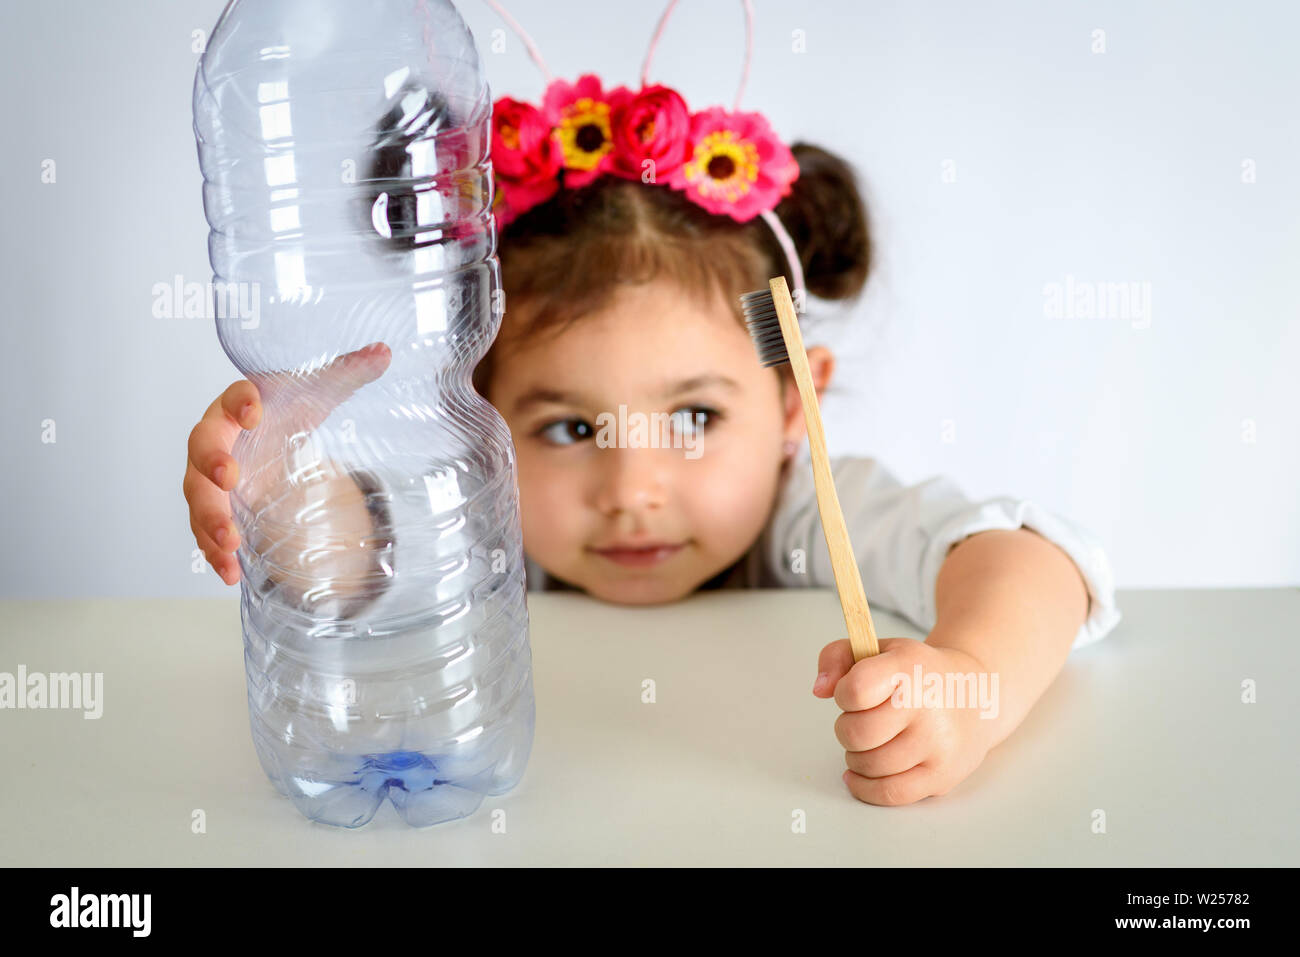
[481, 0, 807, 312]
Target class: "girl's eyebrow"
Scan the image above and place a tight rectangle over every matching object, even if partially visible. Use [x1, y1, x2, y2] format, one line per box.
[664, 374, 741, 397]
[510, 387, 577, 415]
[509, 374, 740, 416]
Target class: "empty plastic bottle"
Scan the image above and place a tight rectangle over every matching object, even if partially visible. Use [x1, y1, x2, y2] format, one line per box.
[192, 0, 534, 828]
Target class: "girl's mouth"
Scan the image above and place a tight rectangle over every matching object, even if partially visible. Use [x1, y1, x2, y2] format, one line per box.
[588, 543, 687, 567]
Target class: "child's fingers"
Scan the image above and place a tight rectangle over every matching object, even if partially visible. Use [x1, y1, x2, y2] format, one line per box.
[219, 379, 262, 431]
[182, 445, 235, 525]
[183, 458, 238, 575]
[188, 388, 252, 490]
[213, 550, 242, 585]
[813, 638, 855, 695]
[206, 547, 241, 585]
[188, 506, 241, 585]
[842, 763, 942, 807]
[840, 637, 919, 712]
[813, 636, 911, 710]
[285, 342, 393, 435]
[192, 503, 241, 555]
[185, 466, 238, 548]
[199, 536, 242, 585]
[328, 341, 391, 387]
[833, 695, 913, 752]
[843, 721, 931, 779]
[183, 350, 386, 588]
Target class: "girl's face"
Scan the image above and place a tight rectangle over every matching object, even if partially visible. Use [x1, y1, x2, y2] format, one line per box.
[486, 278, 832, 604]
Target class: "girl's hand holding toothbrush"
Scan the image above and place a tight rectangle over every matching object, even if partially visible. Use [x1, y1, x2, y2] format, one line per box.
[813, 636, 998, 806]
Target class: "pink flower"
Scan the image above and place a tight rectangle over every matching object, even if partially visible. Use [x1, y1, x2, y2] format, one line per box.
[667, 107, 798, 221]
[490, 96, 562, 227]
[608, 84, 691, 183]
[541, 73, 632, 188]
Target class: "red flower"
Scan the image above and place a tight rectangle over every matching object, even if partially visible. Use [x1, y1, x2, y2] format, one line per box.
[541, 73, 632, 188]
[491, 96, 562, 227]
[667, 107, 798, 222]
[608, 84, 691, 184]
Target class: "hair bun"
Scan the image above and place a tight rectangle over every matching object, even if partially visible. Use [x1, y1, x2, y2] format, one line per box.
[772, 142, 872, 301]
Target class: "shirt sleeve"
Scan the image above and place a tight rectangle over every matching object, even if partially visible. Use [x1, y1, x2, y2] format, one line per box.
[757, 455, 1121, 652]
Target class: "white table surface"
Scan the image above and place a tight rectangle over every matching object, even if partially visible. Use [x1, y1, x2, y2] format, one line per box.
[1, 588, 1296, 866]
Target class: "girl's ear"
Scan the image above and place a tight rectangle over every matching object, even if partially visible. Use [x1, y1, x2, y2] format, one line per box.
[780, 346, 836, 448]
[806, 346, 836, 400]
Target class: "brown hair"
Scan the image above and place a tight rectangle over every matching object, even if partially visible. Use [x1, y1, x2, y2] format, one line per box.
[473, 142, 873, 398]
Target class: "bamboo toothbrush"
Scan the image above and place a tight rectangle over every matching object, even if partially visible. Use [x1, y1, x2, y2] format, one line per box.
[740, 276, 881, 662]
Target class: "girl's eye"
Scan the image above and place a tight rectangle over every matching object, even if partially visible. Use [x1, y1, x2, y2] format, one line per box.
[670, 406, 721, 436]
[537, 418, 595, 446]
[535, 407, 722, 446]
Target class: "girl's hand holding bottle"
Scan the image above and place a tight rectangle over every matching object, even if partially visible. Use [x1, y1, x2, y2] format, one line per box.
[182, 343, 393, 585]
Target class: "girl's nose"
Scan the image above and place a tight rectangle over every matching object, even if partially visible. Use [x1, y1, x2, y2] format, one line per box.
[590, 445, 671, 517]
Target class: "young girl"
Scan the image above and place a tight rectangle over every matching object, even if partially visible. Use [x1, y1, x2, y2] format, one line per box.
[184, 35, 1120, 808]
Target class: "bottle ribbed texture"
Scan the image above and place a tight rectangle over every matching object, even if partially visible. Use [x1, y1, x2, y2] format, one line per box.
[193, 0, 534, 828]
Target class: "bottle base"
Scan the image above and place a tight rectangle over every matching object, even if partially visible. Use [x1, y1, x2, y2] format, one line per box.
[251, 729, 533, 829]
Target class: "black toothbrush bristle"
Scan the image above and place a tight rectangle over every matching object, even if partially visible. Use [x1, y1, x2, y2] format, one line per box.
[739, 288, 790, 368]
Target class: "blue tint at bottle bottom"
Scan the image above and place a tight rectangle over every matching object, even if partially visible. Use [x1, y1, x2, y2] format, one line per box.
[247, 686, 535, 829]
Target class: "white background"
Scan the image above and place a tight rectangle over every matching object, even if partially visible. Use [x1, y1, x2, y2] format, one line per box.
[1, 0, 1295, 597]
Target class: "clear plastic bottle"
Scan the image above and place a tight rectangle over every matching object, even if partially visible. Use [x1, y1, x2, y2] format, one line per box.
[192, 0, 534, 828]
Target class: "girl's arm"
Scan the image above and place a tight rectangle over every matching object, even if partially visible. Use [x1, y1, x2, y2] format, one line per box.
[925, 527, 1090, 750]
[802, 458, 1118, 804]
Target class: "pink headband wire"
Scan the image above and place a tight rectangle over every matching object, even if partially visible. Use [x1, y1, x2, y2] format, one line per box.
[478, 0, 806, 313]
[641, 0, 752, 112]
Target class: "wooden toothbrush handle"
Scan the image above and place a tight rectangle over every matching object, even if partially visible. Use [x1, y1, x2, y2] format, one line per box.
[769, 277, 881, 662]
